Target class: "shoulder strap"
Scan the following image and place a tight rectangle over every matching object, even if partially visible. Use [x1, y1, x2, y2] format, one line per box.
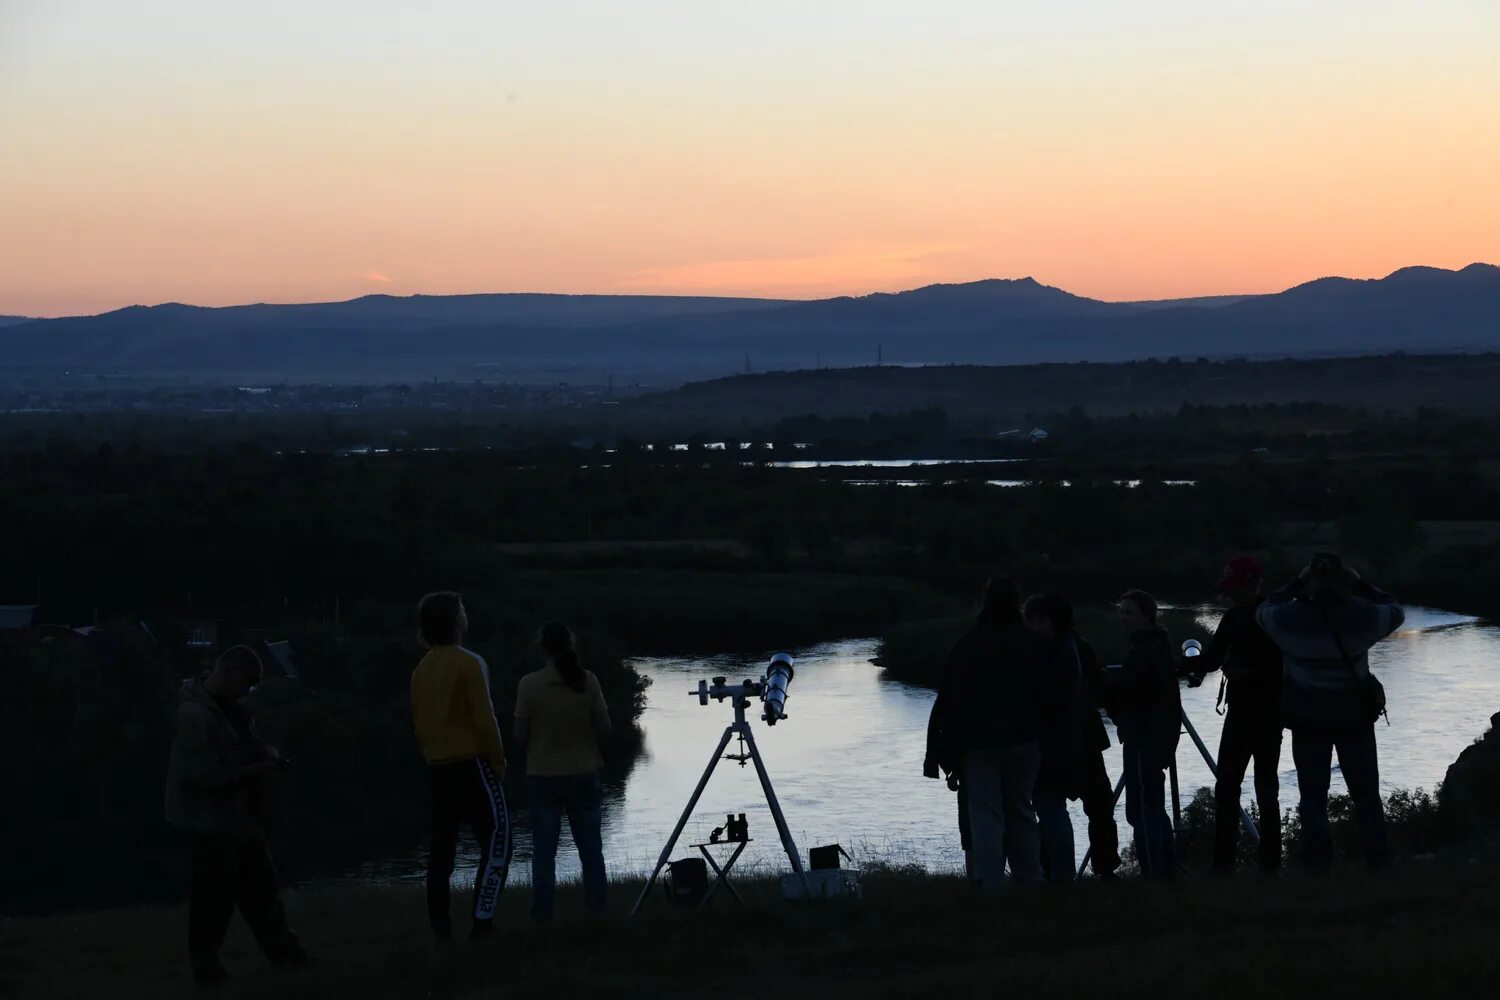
[1314, 600, 1389, 725]
[1313, 601, 1361, 679]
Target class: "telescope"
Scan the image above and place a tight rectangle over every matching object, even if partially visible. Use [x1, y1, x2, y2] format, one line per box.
[634, 652, 807, 913]
[692, 652, 796, 726]
[763, 652, 794, 724]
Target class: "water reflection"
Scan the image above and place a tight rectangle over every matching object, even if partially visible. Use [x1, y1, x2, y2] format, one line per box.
[768, 458, 1024, 469]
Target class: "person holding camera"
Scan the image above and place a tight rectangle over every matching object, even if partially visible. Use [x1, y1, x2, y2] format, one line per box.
[926, 576, 1047, 888]
[1108, 590, 1182, 880]
[165, 645, 307, 986]
[1186, 556, 1284, 874]
[1256, 553, 1403, 871]
[514, 621, 612, 923]
[411, 592, 511, 940]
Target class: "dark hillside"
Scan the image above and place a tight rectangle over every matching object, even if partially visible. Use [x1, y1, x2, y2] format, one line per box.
[619, 352, 1500, 430]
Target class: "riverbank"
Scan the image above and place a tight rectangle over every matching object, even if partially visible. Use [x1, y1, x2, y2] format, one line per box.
[873, 605, 1213, 688]
[8, 854, 1500, 999]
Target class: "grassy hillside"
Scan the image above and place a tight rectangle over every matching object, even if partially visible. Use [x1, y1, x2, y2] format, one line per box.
[7, 856, 1500, 999]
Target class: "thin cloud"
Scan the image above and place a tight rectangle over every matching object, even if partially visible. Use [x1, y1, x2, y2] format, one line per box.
[364, 271, 394, 284]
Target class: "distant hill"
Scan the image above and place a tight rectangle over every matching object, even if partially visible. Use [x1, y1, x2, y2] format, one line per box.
[0, 315, 33, 328]
[619, 352, 1500, 430]
[1, 264, 1496, 383]
[1121, 294, 1259, 310]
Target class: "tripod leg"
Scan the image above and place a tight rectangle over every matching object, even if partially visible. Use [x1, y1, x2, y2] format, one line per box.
[740, 724, 808, 892]
[1077, 773, 1126, 878]
[1169, 759, 1182, 838]
[1181, 708, 1261, 844]
[630, 725, 735, 915]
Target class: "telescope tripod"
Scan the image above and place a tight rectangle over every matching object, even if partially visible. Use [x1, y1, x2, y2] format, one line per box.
[1077, 707, 1261, 878]
[631, 694, 807, 914]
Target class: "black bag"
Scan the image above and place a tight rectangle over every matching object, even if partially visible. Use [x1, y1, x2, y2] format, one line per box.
[1357, 673, 1388, 726]
[663, 857, 708, 904]
[1320, 607, 1389, 726]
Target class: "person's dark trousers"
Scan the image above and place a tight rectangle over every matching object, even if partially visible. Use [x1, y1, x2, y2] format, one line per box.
[1292, 725, 1390, 871]
[427, 758, 512, 937]
[963, 743, 1043, 888]
[527, 771, 608, 922]
[1034, 789, 1075, 883]
[188, 832, 302, 978]
[1076, 750, 1121, 876]
[1212, 707, 1284, 872]
[1122, 743, 1174, 879]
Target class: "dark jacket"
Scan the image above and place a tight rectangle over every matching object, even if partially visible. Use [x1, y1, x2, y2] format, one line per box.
[1036, 634, 1087, 797]
[1196, 600, 1283, 715]
[927, 617, 1047, 766]
[1074, 634, 1111, 754]
[164, 679, 271, 838]
[1256, 580, 1404, 731]
[1107, 627, 1182, 768]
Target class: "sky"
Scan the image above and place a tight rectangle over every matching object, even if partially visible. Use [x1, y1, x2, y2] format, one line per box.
[1, 0, 1497, 316]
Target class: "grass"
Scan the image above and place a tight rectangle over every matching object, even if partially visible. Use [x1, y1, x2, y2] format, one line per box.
[7, 855, 1500, 999]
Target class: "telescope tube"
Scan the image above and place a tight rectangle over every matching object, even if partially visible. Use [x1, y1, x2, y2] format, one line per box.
[762, 652, 795, 725]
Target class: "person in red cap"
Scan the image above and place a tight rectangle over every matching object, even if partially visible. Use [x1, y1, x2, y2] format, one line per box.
[1186, 555, 1285, 873]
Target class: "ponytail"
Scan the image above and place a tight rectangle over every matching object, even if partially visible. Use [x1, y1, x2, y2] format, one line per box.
[538, 621, 586, 693]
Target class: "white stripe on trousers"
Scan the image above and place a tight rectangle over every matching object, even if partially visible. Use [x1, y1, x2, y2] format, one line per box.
[473, 758, 510, 919]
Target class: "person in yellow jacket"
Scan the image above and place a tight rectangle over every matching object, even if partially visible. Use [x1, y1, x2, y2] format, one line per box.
[411, 591, 510, 940]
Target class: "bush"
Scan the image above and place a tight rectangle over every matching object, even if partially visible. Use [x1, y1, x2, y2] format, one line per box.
[1167, 783, 1446, 871]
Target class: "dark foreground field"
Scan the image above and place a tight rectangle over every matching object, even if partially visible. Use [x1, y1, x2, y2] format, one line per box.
[6, 854, 1500, 999]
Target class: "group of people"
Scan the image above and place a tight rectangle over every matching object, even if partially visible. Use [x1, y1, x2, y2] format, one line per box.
[408, 593, 611, 941]
[924, 551, 1405, 889]
[163, 592, 611, 985]
[162, 551, 1405, 984]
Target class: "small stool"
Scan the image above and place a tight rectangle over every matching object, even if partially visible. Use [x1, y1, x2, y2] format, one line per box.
[688, 839, 752, 908]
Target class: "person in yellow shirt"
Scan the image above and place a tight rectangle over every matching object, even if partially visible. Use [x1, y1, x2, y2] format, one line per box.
[411, 591, 510, 940]
[514, 622, 611, 922]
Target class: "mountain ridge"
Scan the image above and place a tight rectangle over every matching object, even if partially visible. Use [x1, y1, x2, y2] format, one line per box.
[2, 263, 1496, 382]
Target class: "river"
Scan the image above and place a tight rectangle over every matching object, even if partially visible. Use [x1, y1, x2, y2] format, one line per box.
[333, 605, 1499, 890]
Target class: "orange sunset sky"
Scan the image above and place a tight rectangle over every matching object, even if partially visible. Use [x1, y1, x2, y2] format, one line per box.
[2, 1, 1498, 317]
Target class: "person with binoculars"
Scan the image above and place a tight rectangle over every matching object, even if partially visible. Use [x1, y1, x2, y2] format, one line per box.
[1256, 553, 1404, 872]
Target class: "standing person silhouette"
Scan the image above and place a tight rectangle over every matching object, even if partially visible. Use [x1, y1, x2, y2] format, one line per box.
[928, 576, 1047, 889]
[1025, 592, 1119, 881]
[165, 645, 308, 986]
[514, 622, 612, 923]
[1186, 556, 1285, 873]
[1257, 553, 1403, 871]
[411, 592, 510, 940]
[1108, 590, 1182, 879]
